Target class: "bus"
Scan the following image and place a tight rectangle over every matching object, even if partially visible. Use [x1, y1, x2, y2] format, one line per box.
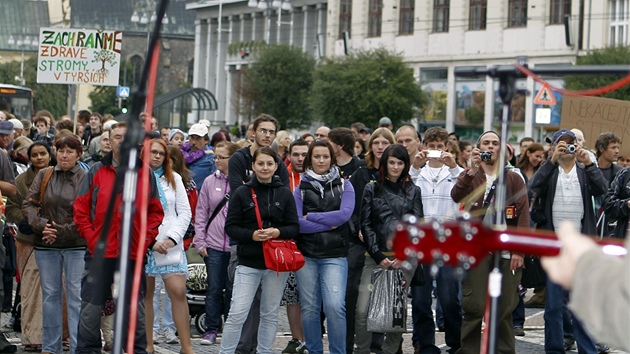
[0, 84, 33, 119]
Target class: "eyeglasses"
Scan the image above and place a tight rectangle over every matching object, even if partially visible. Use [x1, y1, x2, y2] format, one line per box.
[150, 150, 166, 157]
[258, 128, 276, 136]
[214, 155, 230, 160]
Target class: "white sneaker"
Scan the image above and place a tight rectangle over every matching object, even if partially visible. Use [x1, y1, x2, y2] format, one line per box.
[164, 327, 179, 344]
[152, 330, 160, 344]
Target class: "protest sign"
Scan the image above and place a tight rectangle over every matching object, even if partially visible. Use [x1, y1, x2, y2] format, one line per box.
[561, 95, 630, 157]
[37, 28, 122, 86]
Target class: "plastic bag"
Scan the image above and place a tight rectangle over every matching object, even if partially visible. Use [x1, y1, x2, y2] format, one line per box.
[366, 268, 407, 333]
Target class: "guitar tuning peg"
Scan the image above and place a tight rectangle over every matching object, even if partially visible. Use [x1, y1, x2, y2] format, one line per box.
[460, 211, 472, 220]
[430, 263, 440, 278]
[460, 220, 477, 241]
[403, 214, 418, 224]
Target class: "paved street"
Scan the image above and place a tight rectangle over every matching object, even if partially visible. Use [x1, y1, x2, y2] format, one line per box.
[1, 289, 627, 353]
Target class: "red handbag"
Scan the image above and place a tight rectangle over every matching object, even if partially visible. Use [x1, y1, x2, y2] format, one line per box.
[250, 187, 305, 273]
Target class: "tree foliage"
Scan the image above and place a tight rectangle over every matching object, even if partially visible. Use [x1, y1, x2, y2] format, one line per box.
[0, 56, 68, 119]
[240, 44, 316, 130]
[564, 46, 630, 100]
[88, 60, 135, 116]
[311, 48, 424, 129]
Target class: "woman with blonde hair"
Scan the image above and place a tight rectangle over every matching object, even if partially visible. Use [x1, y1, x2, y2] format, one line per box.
[274, 130, 292, 162]
[142, 138, 194, 354]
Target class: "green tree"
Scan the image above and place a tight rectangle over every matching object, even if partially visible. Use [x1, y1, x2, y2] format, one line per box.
[564, 46, 630, 100]
[240, 44, 316, 129]
[0, 56, 68, 119]
[311, 48, 424, 128]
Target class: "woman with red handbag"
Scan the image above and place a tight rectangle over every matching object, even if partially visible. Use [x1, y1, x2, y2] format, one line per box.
[221, 147, 300, 354]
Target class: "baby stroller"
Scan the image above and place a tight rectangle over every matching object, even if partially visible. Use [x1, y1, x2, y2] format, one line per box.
[186, 263, 208, 335]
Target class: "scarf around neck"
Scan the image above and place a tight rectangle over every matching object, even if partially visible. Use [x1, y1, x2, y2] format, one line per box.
[304, 166, 341, 198]
[153, 166, 169, 212]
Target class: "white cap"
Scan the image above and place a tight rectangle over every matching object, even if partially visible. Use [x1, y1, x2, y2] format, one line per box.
[8, 118, 23, 130]
[103, 120, 118, 131]
[188, 123, 208, 137]
[198, 119, 211, 128]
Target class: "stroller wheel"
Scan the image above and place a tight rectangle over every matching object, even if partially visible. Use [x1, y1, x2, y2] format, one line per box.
[195, 312, 208, 335]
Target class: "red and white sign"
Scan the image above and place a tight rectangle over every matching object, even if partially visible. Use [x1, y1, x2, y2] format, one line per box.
[534, 83, 556, 105]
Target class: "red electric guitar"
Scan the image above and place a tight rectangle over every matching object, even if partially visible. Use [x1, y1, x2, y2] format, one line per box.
[391, 214, 627, 268]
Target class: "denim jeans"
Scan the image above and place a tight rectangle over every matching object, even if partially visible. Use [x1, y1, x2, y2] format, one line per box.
[355, 257, 411, 354]
[35, 249, 85, 354]
[295, 257, 348, 354]
[204, 248, 232, 333]
[219, 265, 288, 354]
[411, 265, 462, 354]
[153, 277, 174, 332]
[544, 280, 596, 354]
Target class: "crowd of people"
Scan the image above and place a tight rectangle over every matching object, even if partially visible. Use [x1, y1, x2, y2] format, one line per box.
[0, 107, 627, 354]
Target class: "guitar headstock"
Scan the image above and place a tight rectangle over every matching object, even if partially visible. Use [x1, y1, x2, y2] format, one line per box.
[390, 213, 571, 270]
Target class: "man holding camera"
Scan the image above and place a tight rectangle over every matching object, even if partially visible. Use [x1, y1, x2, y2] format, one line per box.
[451, 131, 529, 354]
[529, 128, 607, 354]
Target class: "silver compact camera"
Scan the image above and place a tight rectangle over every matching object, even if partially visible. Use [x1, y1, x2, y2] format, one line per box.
[566, 144, 576, 154]
[479, 151, 492, 162]
[426, 150, 441, 158]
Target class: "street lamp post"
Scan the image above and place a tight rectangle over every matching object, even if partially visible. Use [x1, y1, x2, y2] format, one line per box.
[247, 0, 292, 44]
[7, 33, 38, 86]
[131, 0, 169, 53]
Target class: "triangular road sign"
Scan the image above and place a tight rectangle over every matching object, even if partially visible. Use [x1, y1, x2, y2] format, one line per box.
[534, 83, 556, 105]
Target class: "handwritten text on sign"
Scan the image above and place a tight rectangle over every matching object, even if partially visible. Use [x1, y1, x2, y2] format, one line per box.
[561, 95, 630, 157]
[37, 28, 122, 86]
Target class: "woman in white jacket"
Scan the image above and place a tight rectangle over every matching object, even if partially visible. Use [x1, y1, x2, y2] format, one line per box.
[143, 138, 194, 354]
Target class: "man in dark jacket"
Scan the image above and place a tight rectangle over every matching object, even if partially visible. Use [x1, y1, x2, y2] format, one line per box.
[74, 122, 164, 354]
[451, 131, 528, 354]
[529, 128, 607, 354]
[595, 132, 623, 239]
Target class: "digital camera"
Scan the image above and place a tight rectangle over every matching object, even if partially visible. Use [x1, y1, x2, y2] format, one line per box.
[426, 150, 442, 158]
[566, 144, 576, 154]
[480, 151, 492, 162]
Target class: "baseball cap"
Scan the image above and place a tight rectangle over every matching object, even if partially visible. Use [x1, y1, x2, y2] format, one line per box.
[103, 120, 118, 131]
[0, 121, 14, 135]
[188, 123, 208, 137]
[198, 119, 211, 128]
[379, 117, 393, 126]
[551, 128, 576, 144]
[8, 118, 23, 130]
[359, 127, 372, 134]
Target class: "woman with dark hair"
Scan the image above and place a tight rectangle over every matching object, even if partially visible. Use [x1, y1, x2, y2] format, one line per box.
[6, 141, 53, 352]
[210, 130, 231, 149]
[515, 143, 544, 182]
[220, 147, 299, 354]
[143, 138, 194, 354]
[301, 133, 315, 145]
[355, 144, 423, 354]
[293, 140, 355, 354]
[355, 138, 366, 160]
[22, 136, 86, 354]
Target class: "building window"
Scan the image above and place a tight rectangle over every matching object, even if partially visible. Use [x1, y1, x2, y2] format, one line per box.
[339, 0, 352, 39]
[550, 0, 571, 24]
[508, 0, 527, 27]
[469, 0, 486, 30]
[399, 0, 415, 35]
[368, 0, 382, 37]
[610, 0, 629, 46]
[433, 0, 449, 32]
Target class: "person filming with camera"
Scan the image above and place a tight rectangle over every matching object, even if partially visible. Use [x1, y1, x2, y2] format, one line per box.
[529, 128, 607, 354]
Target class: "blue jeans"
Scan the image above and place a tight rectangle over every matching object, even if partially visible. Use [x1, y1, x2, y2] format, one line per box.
[411, 265, 462, 354]
[204, 248, 232, 333]
[219, 265, 288, 354]
[296, 257, 348, 354]
[544, 279, 596, 354]
[35, 249, 85, 354]
[152, 277, 174, 332]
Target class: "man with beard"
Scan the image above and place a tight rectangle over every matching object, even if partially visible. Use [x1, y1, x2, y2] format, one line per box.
[451, 131, 528, 354]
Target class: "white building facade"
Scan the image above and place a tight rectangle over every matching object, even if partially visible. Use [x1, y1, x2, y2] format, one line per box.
[187, 0, 327, 128]
[188, 0, 626, 141]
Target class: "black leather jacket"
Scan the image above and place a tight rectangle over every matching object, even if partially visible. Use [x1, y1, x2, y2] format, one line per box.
[361, 179, 424, 265]
[603, 167, 630, 238]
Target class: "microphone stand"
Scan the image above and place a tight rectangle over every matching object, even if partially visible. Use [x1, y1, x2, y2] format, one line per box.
[454, 58, 630, 354]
